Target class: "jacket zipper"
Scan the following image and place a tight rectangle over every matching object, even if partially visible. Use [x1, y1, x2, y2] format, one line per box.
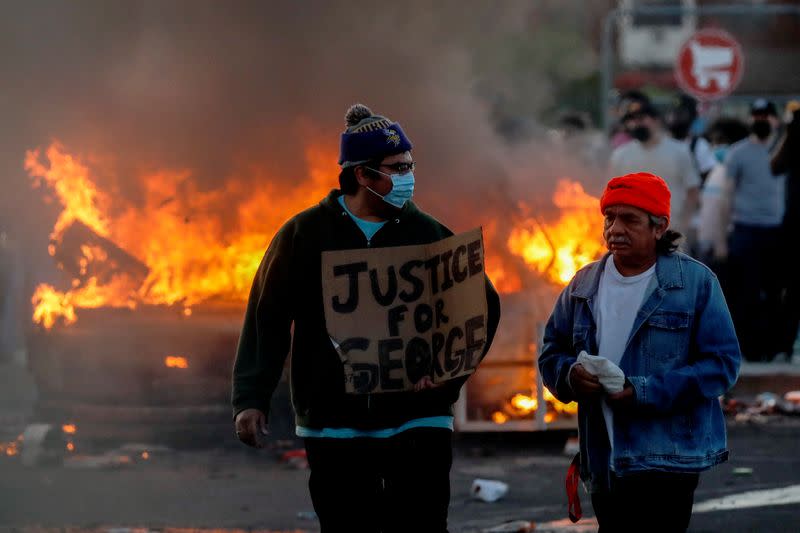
[338, 206, 403, 413]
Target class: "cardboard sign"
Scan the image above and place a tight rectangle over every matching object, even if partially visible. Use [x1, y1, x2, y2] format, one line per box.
[322, 228, 488, 394]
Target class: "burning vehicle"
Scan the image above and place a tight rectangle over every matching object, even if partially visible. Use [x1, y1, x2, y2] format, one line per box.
[18, 139, 606, 444]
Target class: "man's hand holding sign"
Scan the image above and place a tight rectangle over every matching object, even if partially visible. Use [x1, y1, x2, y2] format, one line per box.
[322, 228, 488, 394]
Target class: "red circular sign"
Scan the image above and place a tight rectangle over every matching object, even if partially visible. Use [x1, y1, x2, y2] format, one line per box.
[675, 28, 744, 101]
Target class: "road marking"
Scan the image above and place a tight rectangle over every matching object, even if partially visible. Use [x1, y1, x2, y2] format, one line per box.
[694, 484, 800, 512]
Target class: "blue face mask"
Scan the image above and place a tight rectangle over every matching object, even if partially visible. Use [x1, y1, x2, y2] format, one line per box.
[713, 146, 728, 164]
[366, 169, 415, 208]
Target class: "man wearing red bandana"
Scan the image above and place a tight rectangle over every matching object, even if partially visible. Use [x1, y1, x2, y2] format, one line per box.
[540, 172, 741, 532]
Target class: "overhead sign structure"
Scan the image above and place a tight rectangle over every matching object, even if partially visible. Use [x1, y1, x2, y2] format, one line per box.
[322, 228, 489, 394]
[675, 28, 744, 101]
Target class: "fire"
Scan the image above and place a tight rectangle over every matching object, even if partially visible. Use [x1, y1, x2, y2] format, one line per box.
[492, 386, 579, 424]
[510, 393, 538, 412]
[482, 220, 522, 294]
[1, 435, 23, 457]
[62, 423, 77, 434]
[492, 412, 509, 424]
[31, 278, 136, 329]
[508, 180, 605, 285]
[27, 140, 336, 328]
[25, 143, 111, 241]
[544, 386, 579, 415]
[2, 442, 19, 456]
[165, 355, 189, 369]
[3, 435, 24, 457]
[27, 141, 603, 331]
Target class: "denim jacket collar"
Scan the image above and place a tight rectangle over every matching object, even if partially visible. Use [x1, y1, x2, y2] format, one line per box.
[570, 252, 685, 300]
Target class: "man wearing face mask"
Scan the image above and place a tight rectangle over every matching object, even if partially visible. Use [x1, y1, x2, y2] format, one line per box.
[231, 103, 501, 533]
[667, 94, 717, 184]
[719, 99, 786, 362]
[610, 100, 701, 242]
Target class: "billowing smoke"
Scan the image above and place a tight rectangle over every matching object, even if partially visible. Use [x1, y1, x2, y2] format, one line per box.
[0, 0, 603, 292]
[0, 0, 608, 448]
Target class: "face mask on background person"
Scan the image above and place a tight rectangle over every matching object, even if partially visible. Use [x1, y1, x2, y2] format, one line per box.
[713, 146, 729, 164]
[751, 120, 772, 140]
[629, 125, 651, 143]
[366, 168, 415, 208]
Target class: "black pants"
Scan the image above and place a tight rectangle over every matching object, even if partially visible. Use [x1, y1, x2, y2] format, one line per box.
[726, 223, 783, 361]
[778, 220, 800, 356]
[591, 471, 700, 533]
[304, 427, 452, 533]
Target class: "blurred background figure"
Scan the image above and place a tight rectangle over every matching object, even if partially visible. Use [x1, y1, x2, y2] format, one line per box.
[666, 93, 718, 184]
[771, 100, 800, 361]
[609, 98, 701, 243]
[550, 110, 609, 168]
[720, 99, 786, 362]
[609, 90, 651, 149]
[695, 117, 750, 278]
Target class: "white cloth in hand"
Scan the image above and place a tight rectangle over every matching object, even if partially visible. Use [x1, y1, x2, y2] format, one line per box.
[576, 351, 626, 393]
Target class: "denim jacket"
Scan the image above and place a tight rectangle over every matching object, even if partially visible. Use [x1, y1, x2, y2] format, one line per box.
[539, 252, 741, 492]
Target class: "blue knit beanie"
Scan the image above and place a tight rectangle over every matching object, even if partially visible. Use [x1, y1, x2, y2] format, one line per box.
[338, 104, 413, 167]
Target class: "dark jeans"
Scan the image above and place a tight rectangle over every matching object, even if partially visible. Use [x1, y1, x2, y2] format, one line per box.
[591, 471, 700, 533]
[304, 427, 452, 533]
[726, 223, 783, 361]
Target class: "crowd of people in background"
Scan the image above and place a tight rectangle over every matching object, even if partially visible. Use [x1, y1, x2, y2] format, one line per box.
[604, 90, 800, 363]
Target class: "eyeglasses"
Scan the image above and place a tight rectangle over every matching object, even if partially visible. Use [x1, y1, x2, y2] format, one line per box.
[379, 161, 415, 173]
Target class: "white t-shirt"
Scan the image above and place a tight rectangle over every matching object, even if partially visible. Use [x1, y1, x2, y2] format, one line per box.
[610, 135, 701, 234]
[593, 256, 656, 455]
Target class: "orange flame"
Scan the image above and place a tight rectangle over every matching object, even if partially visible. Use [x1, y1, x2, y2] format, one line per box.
[25, 142, 111, 241]
[544, 386, 579, 415]
[491, 412, 509, 424]
[510, 393, 538, 412]
[28, 142, 604, 330]
[491, 386, 579, 423]
[165, 355, 189, 369]
[27, 141, 336, 328]
[62, 423, 77, 434]
[32, 278, 136, 329]
[482, 220, 522, 294]
[508, 180, 605, 285]
[1, 436, 22, 457]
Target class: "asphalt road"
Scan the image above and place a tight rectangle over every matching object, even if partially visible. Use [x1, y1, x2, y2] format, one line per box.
[1, 418, 799, 532]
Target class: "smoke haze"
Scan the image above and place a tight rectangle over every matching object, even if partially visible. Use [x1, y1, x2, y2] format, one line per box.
[0, 0, 602, 288]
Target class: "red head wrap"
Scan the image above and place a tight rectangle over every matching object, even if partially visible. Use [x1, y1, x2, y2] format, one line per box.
[600, 172, 671, 223]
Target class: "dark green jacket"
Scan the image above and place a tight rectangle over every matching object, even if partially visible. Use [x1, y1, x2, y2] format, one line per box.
[232, 189, 501, 430]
